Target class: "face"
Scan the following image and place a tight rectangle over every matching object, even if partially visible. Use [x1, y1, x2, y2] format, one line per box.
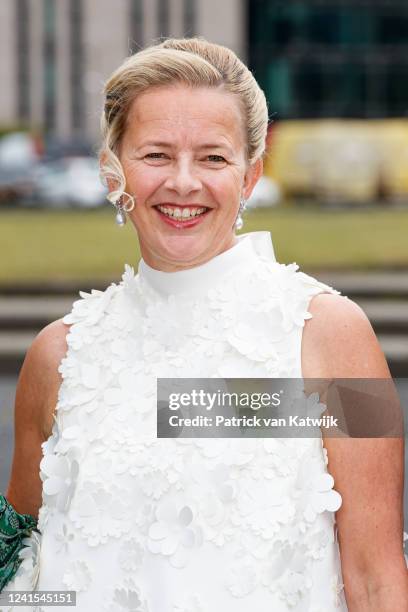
[109, 84, 262, 271]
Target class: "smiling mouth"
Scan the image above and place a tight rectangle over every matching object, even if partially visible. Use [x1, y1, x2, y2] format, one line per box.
[154, 204, 211, 221]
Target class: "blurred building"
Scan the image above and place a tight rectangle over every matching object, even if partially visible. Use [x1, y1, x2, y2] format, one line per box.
[0, 0, 245, 144]
[2, 0, 408, 148]
[249, 0, 408, 119]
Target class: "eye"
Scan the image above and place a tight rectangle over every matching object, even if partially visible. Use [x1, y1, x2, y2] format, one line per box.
[206, 155, 226, 163]
[145, 152, 166, 159]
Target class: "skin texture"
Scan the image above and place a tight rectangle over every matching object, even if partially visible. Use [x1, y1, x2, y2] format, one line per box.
[6, 84, 407, 609]
[302, 293, 408, 610]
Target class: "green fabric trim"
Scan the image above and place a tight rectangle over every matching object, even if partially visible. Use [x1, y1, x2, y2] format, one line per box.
[0, 495, 39, 592]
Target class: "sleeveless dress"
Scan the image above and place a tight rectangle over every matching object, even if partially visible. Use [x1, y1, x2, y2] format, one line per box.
[5, 231, 349, 611]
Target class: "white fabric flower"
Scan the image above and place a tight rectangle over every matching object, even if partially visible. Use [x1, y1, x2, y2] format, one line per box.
[217, 352, 273, 377]
[37, 503, 50, 533]
[105, 585, 149, 611]
[276, 568, 312, 607]
[39, 454, 79, 512]
[234, 476, 296, 538]
[62, 559, 92, 592]
[294, 451, 343, 525]
[18, 529, 42, 589]
[148, 497, 203, 568]
[261, 542, 293, 584]
[63, 284, 119, 326]
[259, 539, 314, 605]
[192, 438, 255, 467]
[262, 439, 300, 477]
[225, 555, 259, 597]
[226, 312, 284, 362]
[54, 521, 75, 553]
[144, 294, 198, 349]
[72, 481, 131, 546]
[118, 538, 144, 573]
[41, 419, 58, 455]
[173, 592, 205, 612]
[305, 528, 332, 560]
[121, 263, 136, 287]
[53, 424, 82, 454]
[182, 459, 238, 545]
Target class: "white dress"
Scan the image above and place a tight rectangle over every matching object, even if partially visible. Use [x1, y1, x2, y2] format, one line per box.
[5, 231, 349, 611]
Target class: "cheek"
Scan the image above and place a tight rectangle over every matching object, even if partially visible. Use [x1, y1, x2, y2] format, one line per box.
[208, 174, 241, 206]
[209, 164, 242, 187]
[124, 163, 161, 197]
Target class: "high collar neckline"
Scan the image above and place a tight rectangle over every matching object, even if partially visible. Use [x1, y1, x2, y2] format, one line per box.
[137, 231, 276, 298]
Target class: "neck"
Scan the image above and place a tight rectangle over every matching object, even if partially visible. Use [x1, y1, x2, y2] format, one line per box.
[138, 233, 239, 272]
[135, 231, 276, 300]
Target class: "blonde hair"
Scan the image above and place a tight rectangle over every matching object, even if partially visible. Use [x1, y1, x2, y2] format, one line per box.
[99, 36, 269, 203]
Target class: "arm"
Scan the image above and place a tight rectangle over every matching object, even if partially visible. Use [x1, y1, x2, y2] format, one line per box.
[302, 293, 408, 611]
[5, 319, 69, 520]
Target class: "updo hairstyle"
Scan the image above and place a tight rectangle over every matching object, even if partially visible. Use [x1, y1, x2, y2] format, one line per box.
[99, 36, 269, 205]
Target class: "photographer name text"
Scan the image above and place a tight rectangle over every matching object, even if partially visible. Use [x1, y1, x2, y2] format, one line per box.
[168, 414, 338, 429]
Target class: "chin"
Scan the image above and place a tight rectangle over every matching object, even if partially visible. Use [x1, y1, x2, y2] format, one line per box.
[159, 234, 209, 264]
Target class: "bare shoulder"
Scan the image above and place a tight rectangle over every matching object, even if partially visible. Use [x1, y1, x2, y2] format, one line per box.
[302, 298, 407, 591]
[31, 317, 70, 368]
[20, 318, 70, 436]
[301, 292, 391, 378]
[6, 319, 70, 517]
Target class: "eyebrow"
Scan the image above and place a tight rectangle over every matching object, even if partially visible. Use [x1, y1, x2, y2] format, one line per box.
[137, 141, 234, 153]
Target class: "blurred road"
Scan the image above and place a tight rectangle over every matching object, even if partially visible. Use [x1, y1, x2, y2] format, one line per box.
[0, 375, 18, 493]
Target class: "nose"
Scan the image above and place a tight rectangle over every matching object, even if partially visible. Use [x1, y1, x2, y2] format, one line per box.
[163, 157, 202, 196]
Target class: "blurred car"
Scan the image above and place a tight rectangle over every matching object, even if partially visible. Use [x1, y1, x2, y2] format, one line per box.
[42, 136, 95, 162]
[0, 132, 39, 204]
[246, 175, 281, 208]
[27, 156, 107, 208]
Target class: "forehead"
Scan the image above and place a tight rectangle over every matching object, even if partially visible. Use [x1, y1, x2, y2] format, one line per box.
[124, 84, 245, 144]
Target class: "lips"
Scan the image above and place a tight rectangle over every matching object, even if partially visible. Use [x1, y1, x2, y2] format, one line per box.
[155, 203, 209, 207]
[155, 204, 209, 219]
[154, 204, 211, 228]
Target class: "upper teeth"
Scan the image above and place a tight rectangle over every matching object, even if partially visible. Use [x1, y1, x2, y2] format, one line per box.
[157, 205, 207, 218]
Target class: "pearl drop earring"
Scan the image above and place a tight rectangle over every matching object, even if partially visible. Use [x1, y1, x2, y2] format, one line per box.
[234, 197, 247, 231]
[107, 192, 136, 227]
[115, 199, 127, 226]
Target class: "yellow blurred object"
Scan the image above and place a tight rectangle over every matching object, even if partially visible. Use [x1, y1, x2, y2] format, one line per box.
[264, 118, 408, 204]
[312, 120, 381, 204]
[377, 119, 408, 201]
[264, 121, 319, 196]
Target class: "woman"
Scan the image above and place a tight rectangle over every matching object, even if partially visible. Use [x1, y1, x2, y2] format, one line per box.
[3, 37, 407, 611]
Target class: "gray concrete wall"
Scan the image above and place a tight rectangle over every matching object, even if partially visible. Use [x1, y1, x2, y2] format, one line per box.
[0, 0, 247, 142]
[0, 0, 16, 125]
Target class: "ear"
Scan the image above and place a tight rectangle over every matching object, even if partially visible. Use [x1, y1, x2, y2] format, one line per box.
[243, 158, 263, 200]
[99, 151, 117, 194]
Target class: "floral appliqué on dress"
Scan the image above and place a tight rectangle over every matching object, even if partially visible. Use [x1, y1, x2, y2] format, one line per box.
[6, 234, 354, 611]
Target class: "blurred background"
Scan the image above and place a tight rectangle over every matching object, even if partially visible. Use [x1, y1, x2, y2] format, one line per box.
[0, 0, 407, 528]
